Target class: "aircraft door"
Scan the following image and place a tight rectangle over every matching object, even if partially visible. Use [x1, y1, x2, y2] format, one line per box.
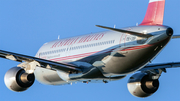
[119, 34, 127, 47]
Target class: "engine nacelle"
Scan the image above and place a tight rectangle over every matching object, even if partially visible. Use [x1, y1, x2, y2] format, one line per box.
[127, 73, 159, 98]
[4, 67, 35, 92]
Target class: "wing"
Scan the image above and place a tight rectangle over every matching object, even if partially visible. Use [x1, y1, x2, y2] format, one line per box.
[140, 62, 180, 72]
[172, 35, 180, 39]
[0, 50, 82, 72]
[96, 25, 153, 38]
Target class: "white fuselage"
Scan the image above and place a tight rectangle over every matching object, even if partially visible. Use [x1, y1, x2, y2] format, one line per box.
[34, 25, 171, 85]
[37, 31, 130, 62]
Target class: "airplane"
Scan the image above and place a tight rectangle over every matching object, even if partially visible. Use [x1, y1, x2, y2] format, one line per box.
[1, 0, 180, 98]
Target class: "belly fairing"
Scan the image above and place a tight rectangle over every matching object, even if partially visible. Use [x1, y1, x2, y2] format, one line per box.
[34, 67, 68, 85]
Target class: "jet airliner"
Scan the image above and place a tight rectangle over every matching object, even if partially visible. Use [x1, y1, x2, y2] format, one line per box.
[1, 0, 180, 98]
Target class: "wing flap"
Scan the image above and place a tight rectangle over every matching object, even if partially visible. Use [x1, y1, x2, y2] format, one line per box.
[0, 50, 82, 72]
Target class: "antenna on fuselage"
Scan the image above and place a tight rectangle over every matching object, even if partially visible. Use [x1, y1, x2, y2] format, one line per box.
[136, 23, 139, 26]
[58, 35, 60, 39]
[114, 25, 116, 28]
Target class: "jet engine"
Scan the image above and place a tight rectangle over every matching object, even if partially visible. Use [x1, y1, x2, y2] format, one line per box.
[127, 73, 159, 98]
[4, 67, 35, 92]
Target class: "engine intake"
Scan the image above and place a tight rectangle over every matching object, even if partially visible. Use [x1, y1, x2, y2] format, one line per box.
[4, 67, 35, 92]
[127, 73, 159, 98]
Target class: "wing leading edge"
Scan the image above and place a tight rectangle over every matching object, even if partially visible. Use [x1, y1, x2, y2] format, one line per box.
[140, 62, 180, 72]
[172, 35, 180, 39]
[96, 25, 153, 38]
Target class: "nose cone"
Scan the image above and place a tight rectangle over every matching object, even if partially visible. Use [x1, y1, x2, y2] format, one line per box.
[166, 28, 173, 36]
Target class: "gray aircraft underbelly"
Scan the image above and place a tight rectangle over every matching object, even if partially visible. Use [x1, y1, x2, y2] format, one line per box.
[97, 37, 171, 75]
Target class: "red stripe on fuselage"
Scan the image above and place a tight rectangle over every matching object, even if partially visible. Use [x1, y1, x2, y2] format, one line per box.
[49, 44, 154, 62]
[50, 49, 115, 61]
[121, 44, 152, 51]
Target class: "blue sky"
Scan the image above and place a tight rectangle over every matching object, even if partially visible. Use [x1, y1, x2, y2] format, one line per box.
[0, 0, 180, 101]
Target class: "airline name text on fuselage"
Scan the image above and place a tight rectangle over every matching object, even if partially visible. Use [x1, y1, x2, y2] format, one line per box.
[51, 33, 105, 48]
